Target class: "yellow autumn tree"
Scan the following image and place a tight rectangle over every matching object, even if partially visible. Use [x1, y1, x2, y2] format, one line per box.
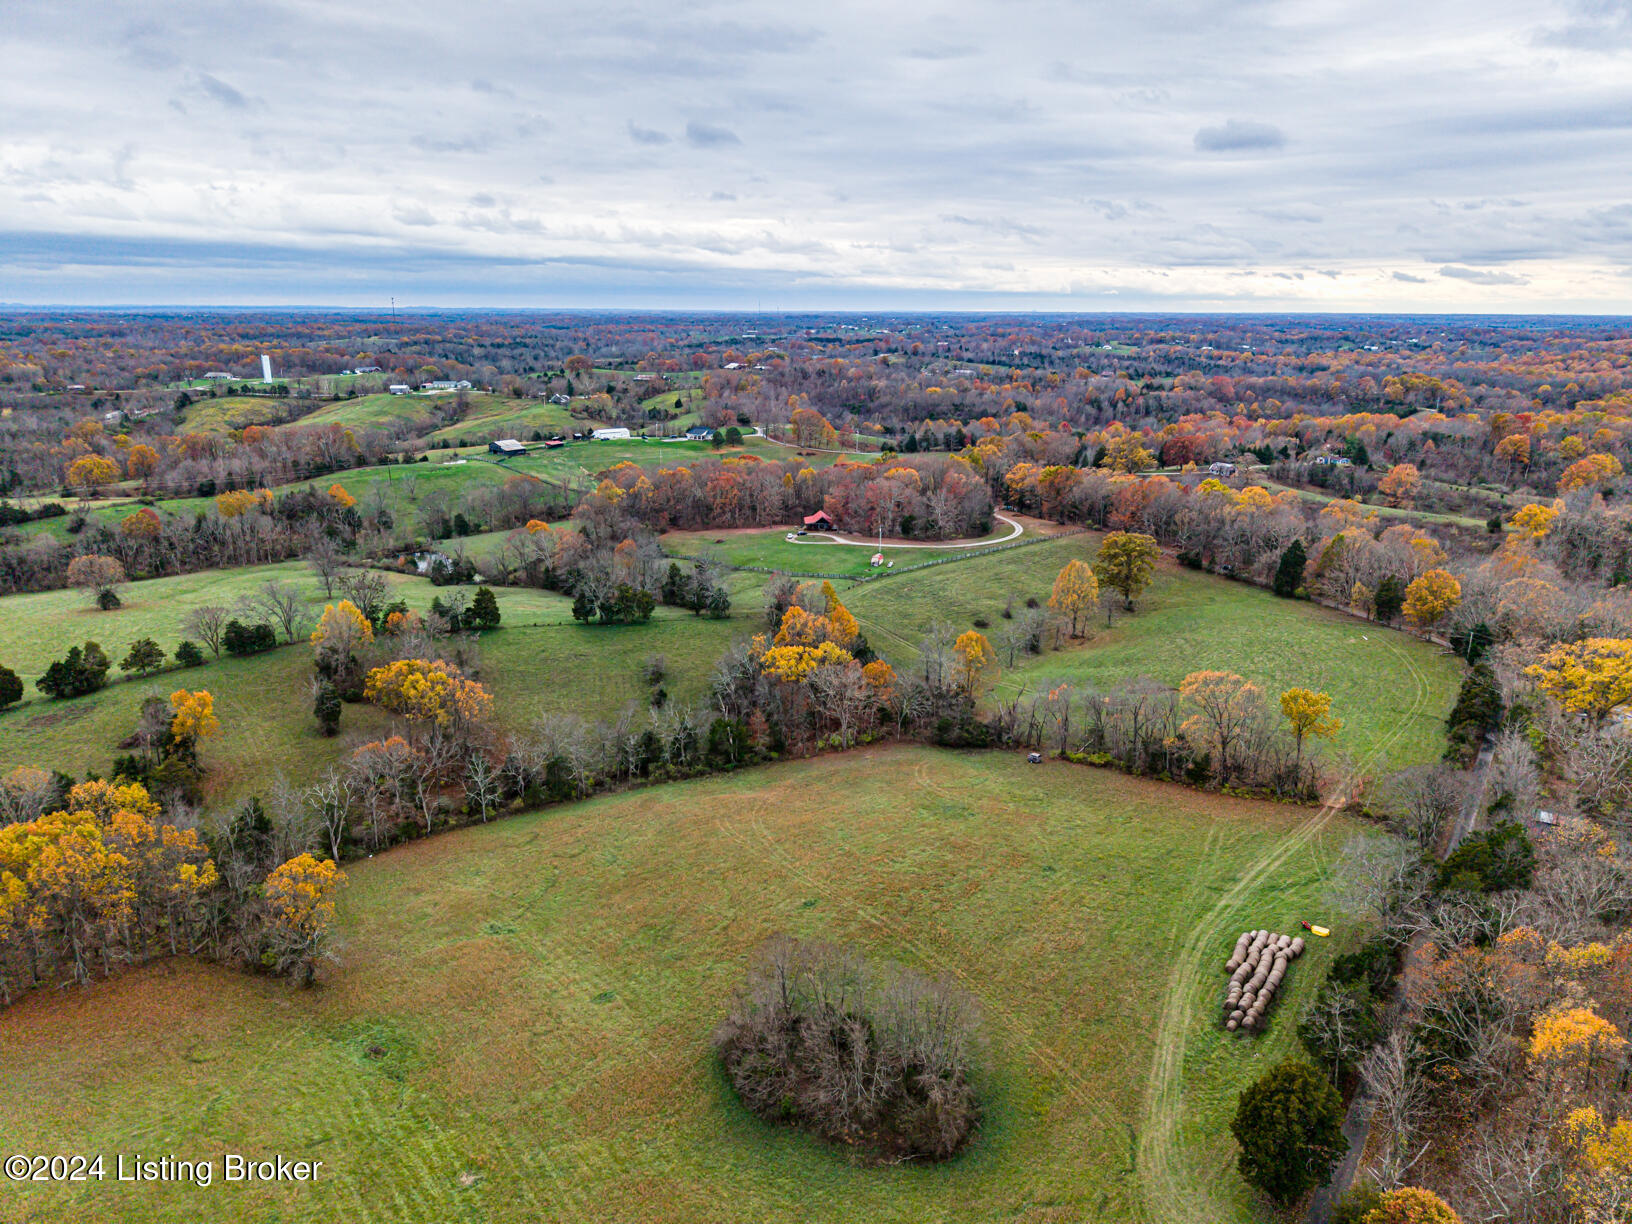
[953, 630, 997, 697]
[1529, 638, 1632, 722]
[820, 581, 861, 650]
[1099, 433, 1155, 473]
[262, 853, 347, 984]
[120, 507, 161, 538]
[761, 639, 853, 683]
[1094, 531, 1160, 611]
[311, 599, 374, 666]
[862, 659, 897, 703]
[1564, 1106, 1632, 1220]
[1510, 500, 1560, 541]
[214, 489, 261, 518]
[1402, 569, 1461, 627]
[65, 454, 120, 492]
[363, 658, 493, 729]
[1530, 1005, 1627, 1088]
[1048, 559, 1100, 637]
[168, 690, 219, 766]
[1279, 688, 1341, 767]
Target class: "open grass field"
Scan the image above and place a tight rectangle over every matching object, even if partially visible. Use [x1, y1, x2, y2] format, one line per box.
[177, 395, 300, 433]
[302, 392, 440, 429]
[0, 562, 752, 800]
[422, 395, 590, 445]
[661, 524, 1035, 579]
[0, 746, 1370, 1224]
[843, 535, 1460, 770]
[496, 434, 872, 488]
[0, 560, 598, 688]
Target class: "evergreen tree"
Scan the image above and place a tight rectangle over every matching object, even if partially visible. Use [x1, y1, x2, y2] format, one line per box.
[1273, 540, 1307, 598]
[1374, 575, 1405, 622]
[120, 637, 167, 676]
[174, 640, 206, 668]
[0, 664, 21, 709]
[1448, 620, 1493, 664]
[467, 585, 502, 630]
[1231, 1058, 1347, 1204]
[313, 677, 342, 736]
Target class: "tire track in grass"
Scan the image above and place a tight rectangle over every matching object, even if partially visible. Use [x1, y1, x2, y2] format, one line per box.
[1134, 636, 1430, 1224]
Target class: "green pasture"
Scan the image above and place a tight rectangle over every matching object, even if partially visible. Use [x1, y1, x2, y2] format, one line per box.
[0, 746, 1367, 1224]
[843, 536, 1460, 771]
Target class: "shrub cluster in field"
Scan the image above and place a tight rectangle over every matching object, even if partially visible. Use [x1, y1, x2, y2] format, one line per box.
[715, 935, 983, 1161]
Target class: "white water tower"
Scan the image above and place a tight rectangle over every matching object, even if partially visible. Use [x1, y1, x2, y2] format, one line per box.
[260, 354, 273, 382]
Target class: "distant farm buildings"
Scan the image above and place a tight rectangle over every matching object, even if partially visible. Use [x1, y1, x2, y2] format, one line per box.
[1208, 462, 1237, 477]
[353, 365, 382, 374]
[1312, 455, 1354, 467]
[488, 439, 527, 457]
[591, 427, 632, 441]
[423, 380, 472, 391]
[684, 425, 714, 441]
[548, 393, 571, 405]
[389, 384, 412, 395]
[204, 372, 233, 381]
[803, 510, 834, 529]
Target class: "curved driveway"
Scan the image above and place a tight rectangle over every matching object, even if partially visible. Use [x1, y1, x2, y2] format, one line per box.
[792, 511, 1024, 550]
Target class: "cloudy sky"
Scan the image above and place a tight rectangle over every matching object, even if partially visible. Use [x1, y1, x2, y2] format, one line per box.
[5, 0, 1632, 310]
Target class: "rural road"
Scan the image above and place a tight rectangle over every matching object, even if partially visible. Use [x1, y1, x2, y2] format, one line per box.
[794, 511, 1025, 550]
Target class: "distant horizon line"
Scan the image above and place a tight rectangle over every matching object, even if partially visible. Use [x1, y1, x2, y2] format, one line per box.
[2, 303, 1632, 321]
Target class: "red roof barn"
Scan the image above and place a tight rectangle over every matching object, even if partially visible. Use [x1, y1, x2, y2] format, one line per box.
[803, 510, 834, 528]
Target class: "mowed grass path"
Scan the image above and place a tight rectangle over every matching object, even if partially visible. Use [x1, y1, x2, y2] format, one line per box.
[0, 747, 1366, 1224]
[845, 536, 1460, 769]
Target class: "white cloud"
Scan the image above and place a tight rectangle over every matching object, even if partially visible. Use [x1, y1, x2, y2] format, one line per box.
[2, 0, 1630, 308]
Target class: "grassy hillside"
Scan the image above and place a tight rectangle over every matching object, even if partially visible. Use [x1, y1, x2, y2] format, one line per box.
[0, 564, 751, 799]
[0, 746, 1367, 1224]
[302, 392, 438, 429]
[844, 535, 1460, 769]
[422, 396, 589, 444]
[176, 395, 298, 433]
[660, 524, 1029, 578]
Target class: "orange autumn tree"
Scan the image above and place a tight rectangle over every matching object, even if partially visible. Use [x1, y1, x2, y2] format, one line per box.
[1361, 1187, 1460, 1224]
[119, 507, 161, 539]
[327, 482, 357, 508]
[1379, 463, 1421, 507]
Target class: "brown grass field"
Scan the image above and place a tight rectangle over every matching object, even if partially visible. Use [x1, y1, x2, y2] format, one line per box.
[0, 746, 1369, 1224]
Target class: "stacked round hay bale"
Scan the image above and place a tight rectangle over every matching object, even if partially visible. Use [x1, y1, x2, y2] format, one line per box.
[1221, 929, 1305, 1032]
